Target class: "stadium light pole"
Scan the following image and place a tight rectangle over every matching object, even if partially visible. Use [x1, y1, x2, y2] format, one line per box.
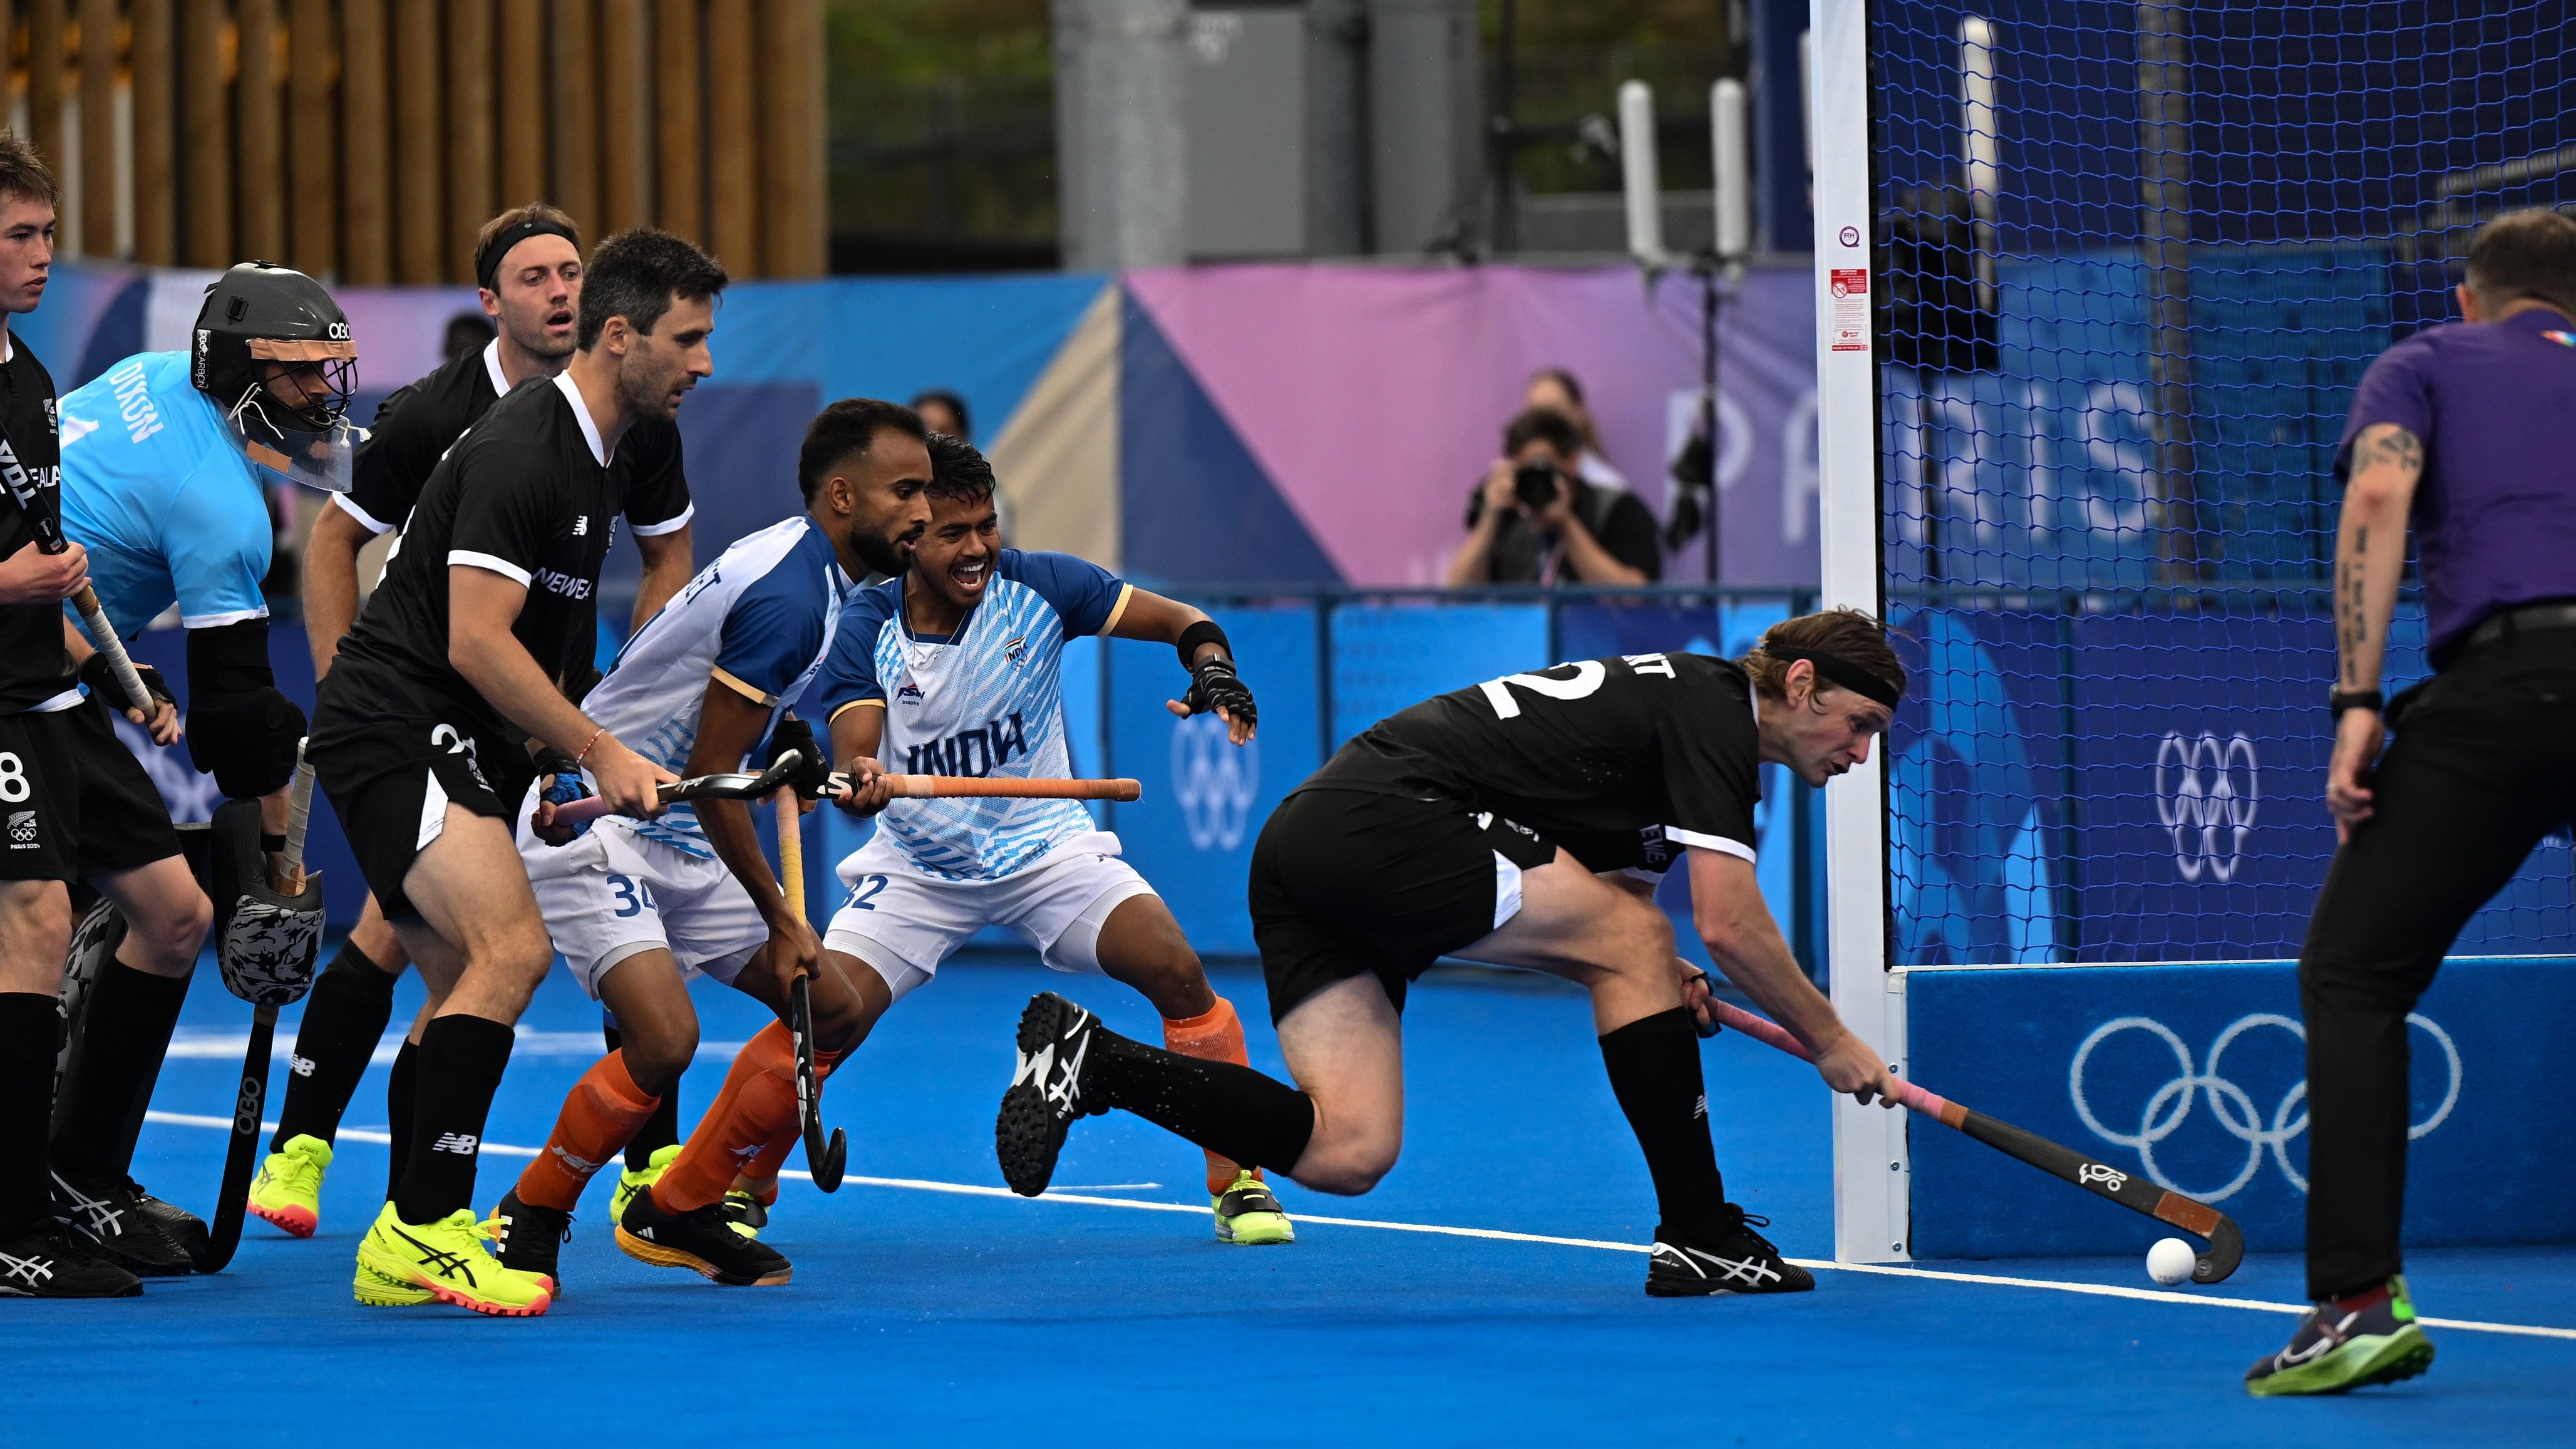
[1617, 80, 1667, 266]
[1809, 0, 1909, 1267]
[1959, 16, 1999, 316]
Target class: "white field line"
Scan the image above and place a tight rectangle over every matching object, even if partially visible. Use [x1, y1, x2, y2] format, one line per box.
[143, 1111, 2575, 1342]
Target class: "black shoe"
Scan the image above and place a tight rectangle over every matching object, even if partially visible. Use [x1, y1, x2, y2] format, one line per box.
[616, 1187, 791, 1286]
[722, 1189, 768, 1237]
[490, 1190, 571, 1296]
[0, 1220, 143, 1297]
[1645, 1211, 1816, 1297]
[996, 992, 1105, 1197]
[131, 1187, 211, 1271]
[51, 1172, 196, 1277]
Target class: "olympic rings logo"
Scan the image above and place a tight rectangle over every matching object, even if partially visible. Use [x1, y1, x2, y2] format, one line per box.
[2069, 1013, 2461, 1202]
[1169, 713, 1260, 852]
[2155, 732, 2259, 882]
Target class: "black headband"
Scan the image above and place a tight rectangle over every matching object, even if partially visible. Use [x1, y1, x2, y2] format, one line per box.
[475, 217, 580, 292]
[1766, 647, 1902, 709]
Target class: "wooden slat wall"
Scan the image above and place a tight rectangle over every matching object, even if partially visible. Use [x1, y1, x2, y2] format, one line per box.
[29, 0, 826, 280]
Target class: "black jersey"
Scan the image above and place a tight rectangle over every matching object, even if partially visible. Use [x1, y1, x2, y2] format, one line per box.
[327, 373, 649, 740]
[336, 341, 691, 539]
[1305, 651, 1763, 875]
[0, 334, 70, 713]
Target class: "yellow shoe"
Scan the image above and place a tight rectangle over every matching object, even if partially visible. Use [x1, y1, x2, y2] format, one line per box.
[1212, 1171, 1295, 1245]
[247, 1134, 333, 1239]
[353, 1202, 553, 1316]
[611, 1145, 681, 1223]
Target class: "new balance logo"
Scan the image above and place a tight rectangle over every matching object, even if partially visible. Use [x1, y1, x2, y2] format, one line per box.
[288, 1053, 316, 1078]
[1693, 1093, 1708, 1121]
[431, 1133, 480, 1155]
[573, 515, 591, 536]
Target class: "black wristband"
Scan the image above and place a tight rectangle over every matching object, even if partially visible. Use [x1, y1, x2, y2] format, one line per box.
[2329, 688, 2384, 718]
[260, 832, 287, 853]
[1176, 619, 1231, 671]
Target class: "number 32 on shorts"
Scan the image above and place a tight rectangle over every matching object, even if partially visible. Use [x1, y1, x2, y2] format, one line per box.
[844, 875, 888, 910]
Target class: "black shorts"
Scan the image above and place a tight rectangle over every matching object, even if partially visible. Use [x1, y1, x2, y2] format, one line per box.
[1248, 787, 1558, 1023]
[0, 698, 182, 884]
[307, 693, 532, 922]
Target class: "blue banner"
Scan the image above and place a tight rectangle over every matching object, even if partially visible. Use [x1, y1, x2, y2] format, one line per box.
[1105, 605, 1321, 956]
[1907, 959, 2576, 1257]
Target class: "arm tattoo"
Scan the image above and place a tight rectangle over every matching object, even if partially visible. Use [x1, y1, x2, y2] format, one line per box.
[2365, 425, 2423, 475]
[2338, 528, 2367, 688]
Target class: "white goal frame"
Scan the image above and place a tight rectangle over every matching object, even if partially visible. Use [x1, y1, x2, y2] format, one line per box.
[1808, 0, 1911, 1266]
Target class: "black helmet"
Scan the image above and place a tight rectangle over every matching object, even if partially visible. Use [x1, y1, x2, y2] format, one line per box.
[192, 262, 358, 437]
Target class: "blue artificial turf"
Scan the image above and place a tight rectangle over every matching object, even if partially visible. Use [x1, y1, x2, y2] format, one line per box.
[4, 951, 2568, 1446]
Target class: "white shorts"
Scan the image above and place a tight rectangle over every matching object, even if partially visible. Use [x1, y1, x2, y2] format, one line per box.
[520, 821, 766, 1001]
[823, 830, 1156, 1004]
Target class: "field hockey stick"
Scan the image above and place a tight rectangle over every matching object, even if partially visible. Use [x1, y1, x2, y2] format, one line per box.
[201, 746, 316, 1272]
[0, 433, 154, 716]
[828, 772, 1144, 803]
[775, 787, 847, 1192]
[1702, 995, 2245, 1284]
[546, 750, 808, 827]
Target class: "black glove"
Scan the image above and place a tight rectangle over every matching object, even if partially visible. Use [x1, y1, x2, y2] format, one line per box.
[81, 651, 173, 713]
[1181, 656, 1258, 730]
[532, 746, 592, 845]
[764, 714, 834, 798]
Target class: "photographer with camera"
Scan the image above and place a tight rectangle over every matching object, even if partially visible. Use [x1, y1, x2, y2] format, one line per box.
[1445, 406, 1661, 586]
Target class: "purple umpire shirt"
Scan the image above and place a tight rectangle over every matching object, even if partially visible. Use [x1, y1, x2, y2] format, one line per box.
[2336, 304, 2576, 663]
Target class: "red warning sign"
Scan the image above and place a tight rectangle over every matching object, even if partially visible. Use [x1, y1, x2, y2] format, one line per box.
[1829, 268, 1869, 353]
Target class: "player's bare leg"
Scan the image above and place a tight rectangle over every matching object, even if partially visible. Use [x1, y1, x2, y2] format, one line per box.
[49, 854, 211, 1274]
[1090, 895, 1294, 1241]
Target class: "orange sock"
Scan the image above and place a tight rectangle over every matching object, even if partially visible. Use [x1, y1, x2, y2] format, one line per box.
[654, 1026, 850, 1214]
[515, 1051, 661, 1211]
[736, 1041, 848, 1200]
[1164, 996, 1259, 1195]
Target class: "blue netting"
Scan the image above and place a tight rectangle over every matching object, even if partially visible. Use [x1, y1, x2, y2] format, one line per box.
[1874, 0, 2576, 964]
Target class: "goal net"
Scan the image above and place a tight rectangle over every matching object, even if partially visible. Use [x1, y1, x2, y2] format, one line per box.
[1865, 0, 2576, 969]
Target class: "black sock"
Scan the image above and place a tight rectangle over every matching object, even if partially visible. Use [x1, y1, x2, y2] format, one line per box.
[50, 959, 190, 1180]
[1599, 1008, 1732, 1244]
[271, 942, 398, 1153]
[1088, 1028, 1315, 1172]
[0, 993, 59, 1234]
[393, 1014, 516, 1224]
[383, 1037, 420, 1202]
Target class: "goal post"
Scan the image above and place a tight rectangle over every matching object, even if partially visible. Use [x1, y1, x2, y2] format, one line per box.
[1808, 0, 1908, 1266]
[1810, 0, 2576, 1267]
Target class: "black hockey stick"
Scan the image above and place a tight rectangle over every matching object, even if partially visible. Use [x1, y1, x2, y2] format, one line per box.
[545, 751, 807, 827]
[1706, 998, 2245, 1284]
[198, 750, 317, 1272]
[0, 428, 153, 715]
[775, 787, 846, 1192]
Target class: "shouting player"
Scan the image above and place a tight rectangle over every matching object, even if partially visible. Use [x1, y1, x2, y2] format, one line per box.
[487, 398, 932, 1292]
[255, 204, 700, 1243]
[307, 229, 723, 1316]
[997, 610, 1912, 1294]
[810, 434, 1293, 1245]
[0, 134, 197, 1298]
[48, 259, 362, 1279]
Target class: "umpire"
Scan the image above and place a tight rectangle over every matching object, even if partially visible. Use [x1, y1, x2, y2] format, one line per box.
[2246, 209, 2576, 1396]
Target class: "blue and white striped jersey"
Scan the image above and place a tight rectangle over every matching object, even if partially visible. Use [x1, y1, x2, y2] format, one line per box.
[587, 515, 850, 858]
[818, 550, 1131, 881]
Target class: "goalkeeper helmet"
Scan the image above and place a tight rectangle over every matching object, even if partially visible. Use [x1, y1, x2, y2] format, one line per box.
[191, 261, 358, 436]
